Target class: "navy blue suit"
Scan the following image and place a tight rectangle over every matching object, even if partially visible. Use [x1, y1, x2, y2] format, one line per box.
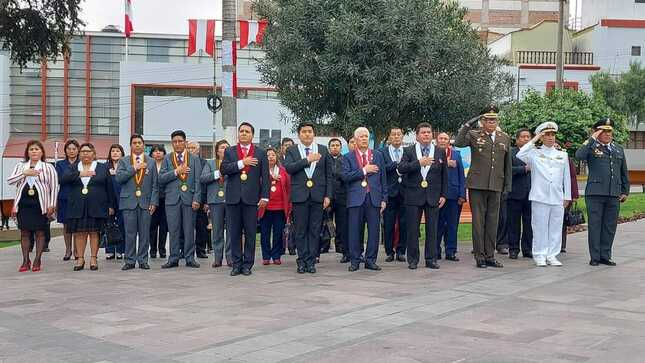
[437, 148, 466, 257]
[380, 146, 407, 257]
[342, 150, 387, 266]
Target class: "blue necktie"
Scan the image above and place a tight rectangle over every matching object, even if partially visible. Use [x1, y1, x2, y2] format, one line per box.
[394, 148, 400, 162]
[422, 147, 429, 157]
[305, 147, 310, 157]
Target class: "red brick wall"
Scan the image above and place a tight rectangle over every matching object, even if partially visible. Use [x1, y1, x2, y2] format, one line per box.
[465, 9, 482, 23]
[488, 10, 522, 26]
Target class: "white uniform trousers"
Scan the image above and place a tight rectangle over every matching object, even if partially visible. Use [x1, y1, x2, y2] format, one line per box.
[531, 201, 564, 260]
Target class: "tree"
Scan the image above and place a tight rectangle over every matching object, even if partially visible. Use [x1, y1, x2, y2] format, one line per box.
[0, 0, 84, 69]
[499, 89, 628, 158]
[590, 62, 645, 127]
[254, 0, 514, 142]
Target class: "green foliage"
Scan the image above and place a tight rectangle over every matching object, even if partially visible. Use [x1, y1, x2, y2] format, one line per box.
[254, 0, 514, 142]
[499, 89, 628, 157]
[0, 0, 84, 69]
[590, 62, 645, 126]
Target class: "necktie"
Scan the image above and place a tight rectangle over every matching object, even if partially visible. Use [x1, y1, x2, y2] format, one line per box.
[136, 156, 141, 163]
[242, 146, 248, 157]
[362, 153, 368, 166]
[422, 147, 429, 157]
[394, 148, 400, 162]
[177, 153, 183, 165]
[305, 147, 310, 157]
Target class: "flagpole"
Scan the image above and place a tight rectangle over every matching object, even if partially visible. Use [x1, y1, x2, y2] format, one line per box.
[125, 36, 129, 63]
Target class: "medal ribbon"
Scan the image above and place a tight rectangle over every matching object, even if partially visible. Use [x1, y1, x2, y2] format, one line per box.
[236, 143, 255, 174]
[132, 154, 145, 188]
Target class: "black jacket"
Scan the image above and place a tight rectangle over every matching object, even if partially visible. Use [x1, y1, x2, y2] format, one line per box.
[283, 144, 333, 203]
[509, 146, 531, 200]
[221, 144, 270, 205]
[330, 154, 347, 205]
[61, 162, 116, 219]
[397, 145, 448, 207]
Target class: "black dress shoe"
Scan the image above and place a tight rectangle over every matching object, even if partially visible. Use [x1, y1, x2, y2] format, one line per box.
[339, 255, 350, 263]
[476, 260, 487, 268]
[560, 249, 567, 253]
[599, 259, 617, 266]
[589, 260, 599, 266]
[485, 259, 503, 268]
[348, 264, 360, 272]
[436, 255, 442, 260]
[196, 252, 209, 259]
[161, 262, 179, 269]
[523, 252, 533, 258]
[159, 253, 166, 259]
[509, 252, 519, 260]
[396, 254, 406, 262]
[241, 268, 252, 276]
[385, 254, 394, 262]
[106, 254, 116, 260]
[497, 247, 509, 255]
[186, 261, 200, 268]
[365, 263, 381, 271]
[230, 268, 241, 276]
[288, 249, 296, 255]
[116, 254, 124, 260]
[445, 254, 460, 261]
[43, 247, 50, 252]
[408, 263, 418, 270]
[150, 253, 157, 259]
[139, 263, 150, 270]
[297, 265, 306, 274]
[306, 265, 317, 274]
[121, 263, 136, 271]
[425, 261, 440, 269]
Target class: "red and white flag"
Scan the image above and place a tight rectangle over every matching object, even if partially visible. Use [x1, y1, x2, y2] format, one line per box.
[188, 19, 216, 56]
[124, 0, 133, 38]
[239, 20, 268, 49]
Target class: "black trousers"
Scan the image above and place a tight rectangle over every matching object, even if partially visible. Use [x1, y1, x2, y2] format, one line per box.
[383, 193, 406, 256]
[507, 198, 533, 256]
[227, 203, 258, 270]
[586, 196, 619, 262]
[195, 208, 210, 254]
[496, 197, 508, 249]
[293, 200, 323, 268]
[405, 203, 439, 265]
[330, 201, 348, 256]
[149, 199, 167, 255]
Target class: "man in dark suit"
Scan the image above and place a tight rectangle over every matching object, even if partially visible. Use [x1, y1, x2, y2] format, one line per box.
[280, 137, 294, 165]
[380, 127, 407, 262]
[159, 130, 202, 269]
[398, 122, 448, 270]
[436, 132, 465, 261]
[328, 138, 349, 263]
[575, 118, 629, 266]
[342, 127, 387, 271]
[507, 128, 533, 259]
[187, 141, 211, 259]
[283, 122, 333, 274]
[222, 122, 270, 276]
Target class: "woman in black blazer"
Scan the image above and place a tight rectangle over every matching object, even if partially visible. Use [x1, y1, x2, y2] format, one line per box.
[61, 143, 115, 271]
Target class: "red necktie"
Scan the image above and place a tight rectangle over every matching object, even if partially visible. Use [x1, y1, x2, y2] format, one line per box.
[362, 153, 367, 166]
[243, 146, 248, 157]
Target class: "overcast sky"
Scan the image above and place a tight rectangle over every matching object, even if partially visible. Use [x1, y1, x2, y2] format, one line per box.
[80, 0, 223, 35]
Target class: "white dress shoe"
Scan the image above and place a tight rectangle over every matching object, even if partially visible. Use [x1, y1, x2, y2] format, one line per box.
[546, 257, 563, 266]
[535, 258, 547, 267]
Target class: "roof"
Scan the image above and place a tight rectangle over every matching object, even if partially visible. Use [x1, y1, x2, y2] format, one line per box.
[487, 19, 561, 47]
[2, 135, 118, 159]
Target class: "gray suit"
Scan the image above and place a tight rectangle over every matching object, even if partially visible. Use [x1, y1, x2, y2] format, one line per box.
[158, 151, 202, 264]
[116, 154, 159, 265]
[200, 159, 231, 265]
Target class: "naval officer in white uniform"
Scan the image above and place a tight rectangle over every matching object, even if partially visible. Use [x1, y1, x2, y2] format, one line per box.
[516, 121, 571, 267]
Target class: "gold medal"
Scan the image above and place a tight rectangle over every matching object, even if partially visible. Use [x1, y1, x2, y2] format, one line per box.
[421, 180, 428, 188]
[218, 190, 224, 197]
[81, 187, 89, 195]
[240, 172, 248, 181]
[271, 186, 277, 193]
[27, 187, 35, 196]
[135, 189, 142, 197]
[361, 180, 368, 188]
[306, 179, 314, 188]
[398, 177, 402, 183]
[180, 184, 188, 192]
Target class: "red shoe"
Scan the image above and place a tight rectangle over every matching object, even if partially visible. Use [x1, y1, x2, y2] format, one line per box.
[31, 263, 41, 272]
[273, 259, 282, 265]
[18, 261, 31, 272]
[262, 259, 270, 265]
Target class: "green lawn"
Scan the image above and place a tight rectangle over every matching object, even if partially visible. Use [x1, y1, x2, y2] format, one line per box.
[0, 241, 20, 249]
[574, 192, 645, 219]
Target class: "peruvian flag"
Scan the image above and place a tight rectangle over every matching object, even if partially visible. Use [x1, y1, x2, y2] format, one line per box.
[124, 0, 133, 38]
[188, 19, 216, 56]
[239, 20, 268, 49]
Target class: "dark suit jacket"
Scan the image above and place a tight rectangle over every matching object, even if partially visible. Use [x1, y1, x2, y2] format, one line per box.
[283, 144, 333, 204]
[380, 146, 404, 198]
[445, 148, 466, 201]
[575, 137, 629, 197]
[397, 144, 448, 207]
[330, 154, 347, 206]
[509, 146, 531, 200]
[221, 144, 270, 205]
[61, 161, 116, 219]
[341, 150, 387, 208]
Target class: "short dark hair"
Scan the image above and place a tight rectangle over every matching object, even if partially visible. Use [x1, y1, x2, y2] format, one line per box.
[130, 134, 145, 144]
[238, 122, 255, 135]
[108, 144, 125, 161]
[328, 138, 342, 147]
[297, 121, 315, 133]
[149, 144, 166, 157]
[389, 127, 403, 135]
[214, 139, 230, 160]
[63, 139, 80, 159]
[24, 140, 46, 162]
[266, 146, 279, 164]
[515, 128, 532, 139]
[281, 137, 294, 146]
[171, 130, 187, 140]
[415, 122, 432, 134]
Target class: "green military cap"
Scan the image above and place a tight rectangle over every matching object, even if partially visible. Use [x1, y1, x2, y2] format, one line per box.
[593, 117, 614, 131]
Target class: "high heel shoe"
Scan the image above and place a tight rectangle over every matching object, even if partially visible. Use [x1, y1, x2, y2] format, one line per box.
[73, 258, 85, 271]
[31, 262, 42, 272]
[90, 256, 98, 271]
[63, 253, 72, 261]
[19, 261, 31, 272]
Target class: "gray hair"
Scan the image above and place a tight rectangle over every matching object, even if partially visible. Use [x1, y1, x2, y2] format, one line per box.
[353, 127, 370, 139]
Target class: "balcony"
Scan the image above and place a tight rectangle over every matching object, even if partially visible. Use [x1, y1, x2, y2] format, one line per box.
[515, 51, 594, 65]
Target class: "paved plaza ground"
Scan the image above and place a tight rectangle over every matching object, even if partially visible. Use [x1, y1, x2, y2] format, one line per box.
[1, 219, 645, 363]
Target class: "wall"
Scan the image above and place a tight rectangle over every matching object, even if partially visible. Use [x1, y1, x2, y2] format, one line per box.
[580, 0, 645, 29]
[516, 66, 597, 97]
[511, 21, 574, 60]
[590, 26, 645, 74]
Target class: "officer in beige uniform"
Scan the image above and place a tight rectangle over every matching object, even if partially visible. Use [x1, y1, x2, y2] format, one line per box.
[454, 108, 512, 268]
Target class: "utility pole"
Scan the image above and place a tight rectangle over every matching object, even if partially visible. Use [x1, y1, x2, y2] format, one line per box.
[222, 0, 238, 143]
[555, 0, 566, 89]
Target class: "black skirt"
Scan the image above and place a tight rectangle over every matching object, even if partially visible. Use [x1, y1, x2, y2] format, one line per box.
[17, 185, 48, 232]
[66, 199, 105, 233]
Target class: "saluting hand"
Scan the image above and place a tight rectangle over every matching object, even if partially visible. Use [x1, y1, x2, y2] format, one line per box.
[591, 129, 603, 140]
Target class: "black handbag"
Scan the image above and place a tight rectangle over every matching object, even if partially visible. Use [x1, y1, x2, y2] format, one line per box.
[565, 202, 585, 227]
[320, 210, 336, 241]
[283, 212, 296, 251]
[101, 217, 123, 247]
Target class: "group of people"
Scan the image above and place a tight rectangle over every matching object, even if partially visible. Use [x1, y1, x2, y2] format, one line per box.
[8, 108, 630, 274]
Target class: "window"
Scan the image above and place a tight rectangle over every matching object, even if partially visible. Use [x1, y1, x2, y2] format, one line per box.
[146, 39, 170, 63]
[632, 46, 642, 56]
[259, 129, 282, 148]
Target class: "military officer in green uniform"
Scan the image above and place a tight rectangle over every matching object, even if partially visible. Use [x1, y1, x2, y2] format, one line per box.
[455, 107, 512, 268]
[575, 118, 629, 266]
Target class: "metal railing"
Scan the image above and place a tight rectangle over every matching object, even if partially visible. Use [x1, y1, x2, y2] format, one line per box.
[515, 51, 594, 65]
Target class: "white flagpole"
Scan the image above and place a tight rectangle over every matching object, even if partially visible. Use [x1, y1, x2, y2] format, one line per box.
[125, 36, 129, 63]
